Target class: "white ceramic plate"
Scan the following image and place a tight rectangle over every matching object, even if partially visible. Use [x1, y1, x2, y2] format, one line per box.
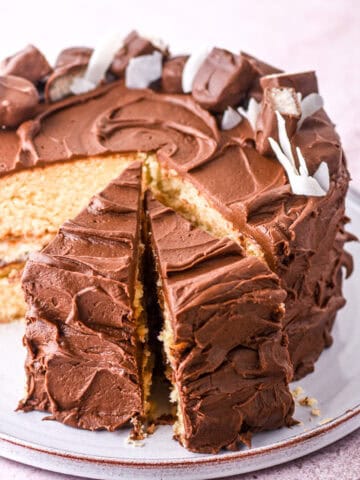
[0, 192, 359, 480]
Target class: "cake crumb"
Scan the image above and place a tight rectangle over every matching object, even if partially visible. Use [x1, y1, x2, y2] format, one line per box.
[318, 417, 333, 425]
[146, 423, 157, 435]
[311, 408, 321, 417]
[299, 396, 318, 407]
[291, 386, 304, 398]
[126, 438, 146, 447]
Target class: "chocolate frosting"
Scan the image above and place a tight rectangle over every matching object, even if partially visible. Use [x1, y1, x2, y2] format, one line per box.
[0, 75, 39, 128]
[0, 45, 52, 84]
[19, 162, 145, 431]
[147, 194, 294, 453]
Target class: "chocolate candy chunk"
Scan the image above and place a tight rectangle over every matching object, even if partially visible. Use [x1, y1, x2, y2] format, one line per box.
[45, 47, 94, 103]
[256, 87, 301, 156]
[260, 71, 319, 98]
[0, 45, 52, 84]
[161, 55, 188, 93]
[55, 46, 93, 68]
[110, 30, 167, 77]
[242, 52, 283, 102]
[45, 64, 87, 103]
[0, 75, 39, 128]
[192, 49, 256, 112]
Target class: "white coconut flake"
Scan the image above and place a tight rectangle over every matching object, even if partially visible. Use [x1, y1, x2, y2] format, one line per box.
[71, 32, 124, 94]
[313, 161, 330, 192]
[296, 146, 309, 176]
[182, 48, 210, 93]
[125, 51, 163, 89]
[221, 107, 243, 130]
[298, 93, 324, 129]
[238, 98, 261, 131]
[269, 112, 329, 197]
[276, 111, 295, 166]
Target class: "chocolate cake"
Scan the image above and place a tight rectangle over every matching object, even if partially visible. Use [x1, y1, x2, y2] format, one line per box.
[0, 31, 353, 453]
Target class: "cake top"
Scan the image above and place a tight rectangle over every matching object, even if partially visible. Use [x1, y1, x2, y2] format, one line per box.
[0, 31, 348, 266]
[0, 31, 340, 196]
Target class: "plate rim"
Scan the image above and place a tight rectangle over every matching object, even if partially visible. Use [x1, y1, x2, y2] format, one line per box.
[1, 406, 359, 468]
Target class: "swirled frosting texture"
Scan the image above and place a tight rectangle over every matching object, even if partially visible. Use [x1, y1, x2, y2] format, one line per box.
[3, 76, 351, 378]
[19, 162, 144, 431]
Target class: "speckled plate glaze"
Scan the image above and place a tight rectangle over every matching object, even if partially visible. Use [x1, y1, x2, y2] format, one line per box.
[0, 192, 359, 480]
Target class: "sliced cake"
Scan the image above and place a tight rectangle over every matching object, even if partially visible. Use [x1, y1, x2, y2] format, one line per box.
[146, 193, 294, 453]
[19, 162, 150, 435]
[0, 34, 353, 453]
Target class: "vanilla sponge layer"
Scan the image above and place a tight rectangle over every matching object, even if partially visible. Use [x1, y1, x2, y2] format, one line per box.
[145, 156, 263, 259]
[0, 154, 139, 241]
[0, 153, 142, 323]
[0, 263, 24, 323]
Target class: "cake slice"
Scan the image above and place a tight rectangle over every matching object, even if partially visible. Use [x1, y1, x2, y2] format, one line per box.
[19, 162, 150, 436]
[146, 193, 294, 453]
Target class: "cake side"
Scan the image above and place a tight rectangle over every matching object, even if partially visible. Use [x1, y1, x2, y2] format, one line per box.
[0, 73, 351, 375]
[146, 194, 294, 453]
[18, 162, 150, 434]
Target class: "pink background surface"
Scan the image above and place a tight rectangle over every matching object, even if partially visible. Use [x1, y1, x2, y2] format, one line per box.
[0, 0, 359, 478]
